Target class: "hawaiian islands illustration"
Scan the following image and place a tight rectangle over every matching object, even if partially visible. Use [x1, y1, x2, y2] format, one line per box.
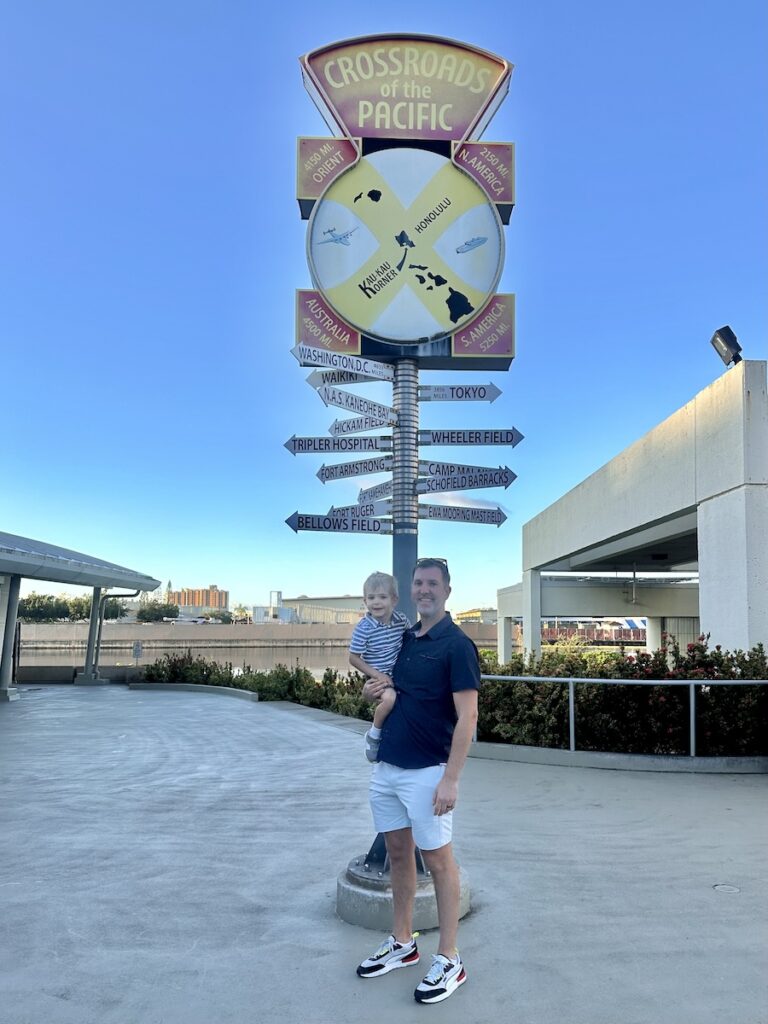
[320, 185, 480, 326]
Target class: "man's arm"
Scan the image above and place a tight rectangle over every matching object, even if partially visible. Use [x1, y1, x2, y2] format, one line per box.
[433, 688, 479, 816]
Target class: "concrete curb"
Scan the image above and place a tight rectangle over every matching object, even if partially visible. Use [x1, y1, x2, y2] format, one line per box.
[470, 740, 768, 773]
[123, 688, 765, 772]
[129, 682, 259, 702]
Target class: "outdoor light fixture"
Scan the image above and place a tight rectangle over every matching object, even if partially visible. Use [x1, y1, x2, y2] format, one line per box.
[710, 325, 742, 367]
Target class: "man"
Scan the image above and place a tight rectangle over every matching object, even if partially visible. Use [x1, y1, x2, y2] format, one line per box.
[356, 557, 480, 1005]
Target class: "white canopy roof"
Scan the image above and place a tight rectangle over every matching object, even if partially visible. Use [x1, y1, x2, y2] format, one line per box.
[0, 531, 160, 592]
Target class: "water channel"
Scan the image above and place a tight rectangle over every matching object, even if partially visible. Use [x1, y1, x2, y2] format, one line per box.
[20, 645, 354, 675]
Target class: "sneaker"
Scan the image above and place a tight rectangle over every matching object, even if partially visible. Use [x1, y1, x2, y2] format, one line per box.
[356, 934, 420, 978]
[414, 952, 466, 1003]
[364, 730, 380, 763]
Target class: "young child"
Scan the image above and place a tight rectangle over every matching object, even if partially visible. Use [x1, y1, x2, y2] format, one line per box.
[349, 571, 411, 762]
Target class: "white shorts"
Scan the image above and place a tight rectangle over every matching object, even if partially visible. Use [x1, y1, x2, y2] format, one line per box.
[370, 761, 453, 851]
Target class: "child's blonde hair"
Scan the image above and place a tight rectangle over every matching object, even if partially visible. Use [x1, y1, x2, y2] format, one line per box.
[363, 571, 399, 599]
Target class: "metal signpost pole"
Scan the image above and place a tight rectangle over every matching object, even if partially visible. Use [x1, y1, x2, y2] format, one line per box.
[392, 359, 419, 622]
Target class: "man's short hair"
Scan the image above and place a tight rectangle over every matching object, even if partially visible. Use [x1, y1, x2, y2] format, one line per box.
[413, 558, 450, 585]
[363, 571, 399, 599]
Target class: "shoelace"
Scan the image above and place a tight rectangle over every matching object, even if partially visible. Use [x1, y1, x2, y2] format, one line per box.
[374, 932, 419, 959]
[423, 954, 452, 984]
[374, 936, 400, 958]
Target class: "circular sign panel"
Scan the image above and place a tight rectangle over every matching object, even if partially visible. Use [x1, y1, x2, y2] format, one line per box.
[307, 147, 504, 344]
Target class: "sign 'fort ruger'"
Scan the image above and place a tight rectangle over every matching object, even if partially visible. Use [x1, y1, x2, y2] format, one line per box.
[298, 34, 515, 363]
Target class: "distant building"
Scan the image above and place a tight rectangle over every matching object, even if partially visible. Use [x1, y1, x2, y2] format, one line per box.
[455, 607, 497, 625]
[251, 605, 298, 624]
[167, 584, 229, 615]
[282, 594, 363, 625]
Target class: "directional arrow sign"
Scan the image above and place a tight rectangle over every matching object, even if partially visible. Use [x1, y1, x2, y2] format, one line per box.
[318, 386, 397, 424]
[317, 456, 393, 483]
[418, 383, 502, 403]
[284, 434, 392, 456]
[291, 345, 395, 381]
[330, 416, 390, 436]
[329, 500, 393, 518]
[285, 512, 392, 535]
[418, 504, 508, 527]
[358, 479, 394, 503]
[415, 466, 516, 494]
[418, 427, 524, 447]
[417, 459, 511, 478]
[306, 368, 379, 388]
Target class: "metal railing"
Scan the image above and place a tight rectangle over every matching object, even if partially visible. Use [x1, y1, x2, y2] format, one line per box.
[479, 674, 768, 757]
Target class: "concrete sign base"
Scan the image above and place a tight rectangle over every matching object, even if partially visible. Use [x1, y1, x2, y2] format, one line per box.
[336, 854, 470, 931]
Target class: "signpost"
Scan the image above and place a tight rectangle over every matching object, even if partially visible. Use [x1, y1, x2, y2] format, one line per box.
[285, 512, 392, 535]
[317, 386, 397, 424]
[418, 427, 523, 447]
[284, 435, 391, 455]
[329, 500, 393, 518]
[289, 33, 522, 927]
[291, 344, 394, 380]
[417, 459, 515, 478]
[316, 456, 393, 483]
[418, 383, 502, 404]
[285, 33, 522, 619]
[306, 368, 379, 388]
[358, 479, 394, 504]
[418, 504, 507, 526]
[415, 467, 516, 494]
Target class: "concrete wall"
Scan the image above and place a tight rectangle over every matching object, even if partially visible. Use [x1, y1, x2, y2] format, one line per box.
[516, 362, 767, 653]
[21, 620, 497, 650]
[498, 581, 700, 619]
[497, 581, 700, 661]
[523, 361, 767, 572]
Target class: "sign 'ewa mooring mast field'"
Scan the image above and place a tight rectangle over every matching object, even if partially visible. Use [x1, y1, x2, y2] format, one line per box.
[285, 33, 523, 605]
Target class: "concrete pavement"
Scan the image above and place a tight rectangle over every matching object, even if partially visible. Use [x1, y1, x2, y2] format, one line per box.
[1, 685, 766, 1024]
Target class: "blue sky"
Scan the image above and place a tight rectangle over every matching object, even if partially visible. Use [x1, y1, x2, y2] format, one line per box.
[2, 1, 766, 612]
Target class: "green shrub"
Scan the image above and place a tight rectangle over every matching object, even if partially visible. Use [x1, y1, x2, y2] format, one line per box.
[141, 636, 767, 756]
[478, 679, 568, 747]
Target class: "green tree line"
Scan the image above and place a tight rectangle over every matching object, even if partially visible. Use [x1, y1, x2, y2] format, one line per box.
[18, 593, 128, 622]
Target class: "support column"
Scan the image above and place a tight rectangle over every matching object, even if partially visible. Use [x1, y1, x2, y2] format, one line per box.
[75, 586, 108, 684]
[698, 486, 768, 649]
[645, 616, 663, 652]
[0, 574, 21, 701]
[522, 568, 542, 658]
[498, 616, 513, 664]
[392, 359, 419, 623]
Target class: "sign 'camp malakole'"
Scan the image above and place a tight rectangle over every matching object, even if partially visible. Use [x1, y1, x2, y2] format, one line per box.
[297, 35, 515, 368]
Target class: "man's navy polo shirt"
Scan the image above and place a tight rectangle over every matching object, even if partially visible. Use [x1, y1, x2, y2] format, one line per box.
[378, 613, 480, 769]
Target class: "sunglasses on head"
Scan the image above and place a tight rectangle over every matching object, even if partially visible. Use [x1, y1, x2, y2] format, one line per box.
[414, 557, 450, 582]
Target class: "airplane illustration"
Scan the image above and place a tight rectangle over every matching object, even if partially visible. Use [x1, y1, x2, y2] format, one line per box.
[456, 236, 487, 253]
[318, 227, 358, 246]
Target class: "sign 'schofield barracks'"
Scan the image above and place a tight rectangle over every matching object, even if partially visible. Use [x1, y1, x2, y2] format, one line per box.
[285, 34, 523, 578]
